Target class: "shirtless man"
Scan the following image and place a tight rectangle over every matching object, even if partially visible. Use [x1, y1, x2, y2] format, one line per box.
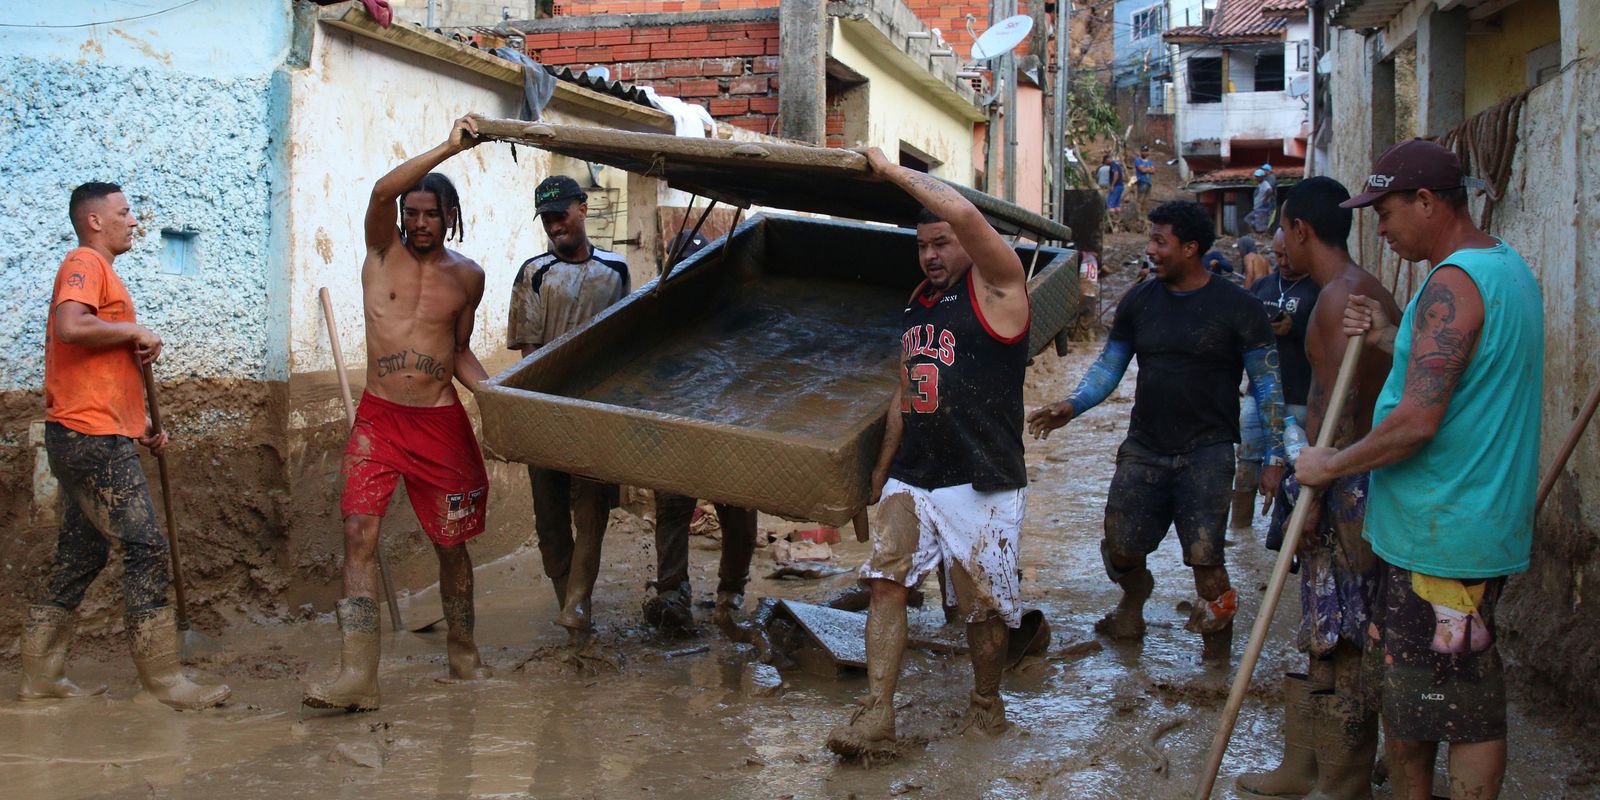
[1236, 176, 1401, 798]
[304, 116, 492, 711]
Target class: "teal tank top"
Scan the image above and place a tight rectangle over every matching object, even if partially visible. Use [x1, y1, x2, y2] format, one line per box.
[1365, 240, 1543, 578]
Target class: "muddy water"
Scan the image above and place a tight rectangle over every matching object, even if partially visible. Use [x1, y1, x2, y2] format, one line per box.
[581, 277, 906, 439]
[0, 351, 1588, 799]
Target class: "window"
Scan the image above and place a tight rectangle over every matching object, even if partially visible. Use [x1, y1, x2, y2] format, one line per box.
[1255, 46, 1285, 92]
[1189, 57, 1222, 103]
[160, 229, 196, 276]
[1296, 40, 1312, 73]
[1132, 5, 1163, 41]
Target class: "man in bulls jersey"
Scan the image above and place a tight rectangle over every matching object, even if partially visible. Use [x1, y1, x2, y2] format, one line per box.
[826, 149, 1031, 759]
[1028, 200, 1287, 662]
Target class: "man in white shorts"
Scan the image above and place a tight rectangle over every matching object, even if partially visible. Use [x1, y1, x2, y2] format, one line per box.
[826, 149, 1032, 759]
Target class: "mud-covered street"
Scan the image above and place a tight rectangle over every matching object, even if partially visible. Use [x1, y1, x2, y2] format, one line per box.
[0, 346, 1589, 799]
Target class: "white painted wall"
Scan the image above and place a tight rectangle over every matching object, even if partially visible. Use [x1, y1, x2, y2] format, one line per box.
[286, 27, 577, 388]
[830, 19, 977, 184]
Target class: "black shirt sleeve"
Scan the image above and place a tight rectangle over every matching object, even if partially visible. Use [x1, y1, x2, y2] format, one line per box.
[1109, 281, 1144, 342]
[1236, 291, 1276, 352]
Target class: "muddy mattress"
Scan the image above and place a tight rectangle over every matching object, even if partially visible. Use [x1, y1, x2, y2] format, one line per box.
[478, 214, 1077, 525]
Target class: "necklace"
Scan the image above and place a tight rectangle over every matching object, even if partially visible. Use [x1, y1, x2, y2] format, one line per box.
[1276, 272, 1308, 309]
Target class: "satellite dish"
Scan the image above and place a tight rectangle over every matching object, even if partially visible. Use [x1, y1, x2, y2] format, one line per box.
[971, 15, 1033, 61]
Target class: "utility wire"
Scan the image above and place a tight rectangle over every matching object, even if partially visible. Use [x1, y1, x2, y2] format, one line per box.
[0, 0, 205, 29]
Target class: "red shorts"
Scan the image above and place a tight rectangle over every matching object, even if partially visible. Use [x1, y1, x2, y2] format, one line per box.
[340, 390, 489, 547]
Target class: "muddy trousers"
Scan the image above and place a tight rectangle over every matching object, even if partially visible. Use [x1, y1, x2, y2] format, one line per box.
[39, 423, 169, 613]
[652, 493, 758, 596]
[528, 467, 611, 612]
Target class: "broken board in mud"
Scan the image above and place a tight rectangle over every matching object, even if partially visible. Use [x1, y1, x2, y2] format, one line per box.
[771, 600, 967, 673]
[474, 121, 1079, 526]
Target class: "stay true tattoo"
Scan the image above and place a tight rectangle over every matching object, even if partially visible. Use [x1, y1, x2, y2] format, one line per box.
[1407, 282, 1479, 407]
[374, 349, 449, 381]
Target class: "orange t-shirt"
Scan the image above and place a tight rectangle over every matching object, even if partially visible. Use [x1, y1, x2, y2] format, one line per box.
[44, 248, 146, 438]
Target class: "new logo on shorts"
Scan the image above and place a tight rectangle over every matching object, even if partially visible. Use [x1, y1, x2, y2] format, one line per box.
[445, 488, 485, 521]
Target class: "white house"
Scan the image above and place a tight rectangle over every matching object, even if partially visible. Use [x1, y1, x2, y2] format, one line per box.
[1166, 0, 1311, 232]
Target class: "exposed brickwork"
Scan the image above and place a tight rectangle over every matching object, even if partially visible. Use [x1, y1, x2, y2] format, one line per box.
[526, 20, 783, 134]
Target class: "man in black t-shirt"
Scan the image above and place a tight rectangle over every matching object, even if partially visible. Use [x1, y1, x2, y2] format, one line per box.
[1233, 229, 1318, 529]
[1252, 229, 1318, 416]
[1028, 201, 1288, 661]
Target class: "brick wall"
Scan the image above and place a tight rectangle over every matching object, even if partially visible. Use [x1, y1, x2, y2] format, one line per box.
[525, 21, 782, 134]
[550, 0, 777, 14]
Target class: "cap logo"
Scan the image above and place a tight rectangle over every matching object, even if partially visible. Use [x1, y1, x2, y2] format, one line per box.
[1367, 174, 1395, 189]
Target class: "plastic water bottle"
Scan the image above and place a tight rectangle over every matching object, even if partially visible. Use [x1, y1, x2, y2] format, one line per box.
[1284, 416, 1308, 466]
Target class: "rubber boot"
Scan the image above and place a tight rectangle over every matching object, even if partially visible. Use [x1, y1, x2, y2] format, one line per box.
[302, 597, 380, 712]
[127, 605, 230, 711]
[441, 594, 491, 681]
[556, 515, 605, 634]
[1095, 566, 1153, 640]
[1231, 460, 1262, 532]
[1237, 673, 1322, 797]
[1305, 690, 1378, 800]
[18, 605, 107, 700]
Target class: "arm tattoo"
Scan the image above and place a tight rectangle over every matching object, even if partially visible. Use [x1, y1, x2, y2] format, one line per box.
[1407, 282, 1479, 407]
[1066, 339, 1134, 414]
[1244, 345, 1287, 462]
[905, 172, 961, 204]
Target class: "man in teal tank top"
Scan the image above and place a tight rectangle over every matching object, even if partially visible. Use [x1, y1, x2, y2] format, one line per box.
[1297, 139, 1542, 800]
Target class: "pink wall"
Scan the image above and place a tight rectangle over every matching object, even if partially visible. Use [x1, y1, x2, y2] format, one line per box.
[1015, 84, 1045, 216]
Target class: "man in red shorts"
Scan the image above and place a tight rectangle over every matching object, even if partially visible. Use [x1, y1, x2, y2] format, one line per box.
[304, 116, 493, 711]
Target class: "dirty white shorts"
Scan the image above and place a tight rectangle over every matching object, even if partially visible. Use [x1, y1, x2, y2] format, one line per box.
[859, 477, 1027, 628]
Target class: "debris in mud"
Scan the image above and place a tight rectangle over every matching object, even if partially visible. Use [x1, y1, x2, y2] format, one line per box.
[1136, 715, 1185, 774]
[328, 741, 383, 769]
[770, 540, 833, 563]
[664, 644, 710, 659]
[741, 662, 785, 698]
[1050, 639, 1103, 660]
[767, 562, 850, 580]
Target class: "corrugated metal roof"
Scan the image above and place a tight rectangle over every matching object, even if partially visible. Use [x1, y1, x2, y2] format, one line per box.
[1164, 0, 1304, 42]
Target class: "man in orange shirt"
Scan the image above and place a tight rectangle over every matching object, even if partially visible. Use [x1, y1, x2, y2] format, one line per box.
[20, 182, 229, 710]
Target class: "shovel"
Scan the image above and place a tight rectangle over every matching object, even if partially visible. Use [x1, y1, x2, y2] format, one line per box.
[139, 363, 224, 660]
[1193, 335, 1364, 798]
[319, 288, 444, 634]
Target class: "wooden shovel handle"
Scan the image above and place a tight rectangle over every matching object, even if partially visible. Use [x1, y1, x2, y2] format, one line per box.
[140, 363, 192, 631]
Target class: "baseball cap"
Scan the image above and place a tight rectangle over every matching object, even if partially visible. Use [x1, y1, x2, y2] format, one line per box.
[1253, 168, 1266, 178]
[1341, 138, 1465, 208]
[535, 175, 586, 215]
[1260, 163, 1274, 172]
[1140, 145, 1149, 152]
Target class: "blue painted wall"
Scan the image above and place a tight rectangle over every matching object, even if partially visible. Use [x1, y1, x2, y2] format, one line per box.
[0, 1, 293, 392]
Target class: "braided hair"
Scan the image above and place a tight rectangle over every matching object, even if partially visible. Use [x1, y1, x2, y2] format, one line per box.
[399, 172, 465, 242]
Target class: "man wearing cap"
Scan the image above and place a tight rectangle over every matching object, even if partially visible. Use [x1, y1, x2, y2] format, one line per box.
[1248, 165, 1277, 234]
[1132, 146, 1156, 220]
[1297, 139, 1543, 800]
[508, 175, 631, 644]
